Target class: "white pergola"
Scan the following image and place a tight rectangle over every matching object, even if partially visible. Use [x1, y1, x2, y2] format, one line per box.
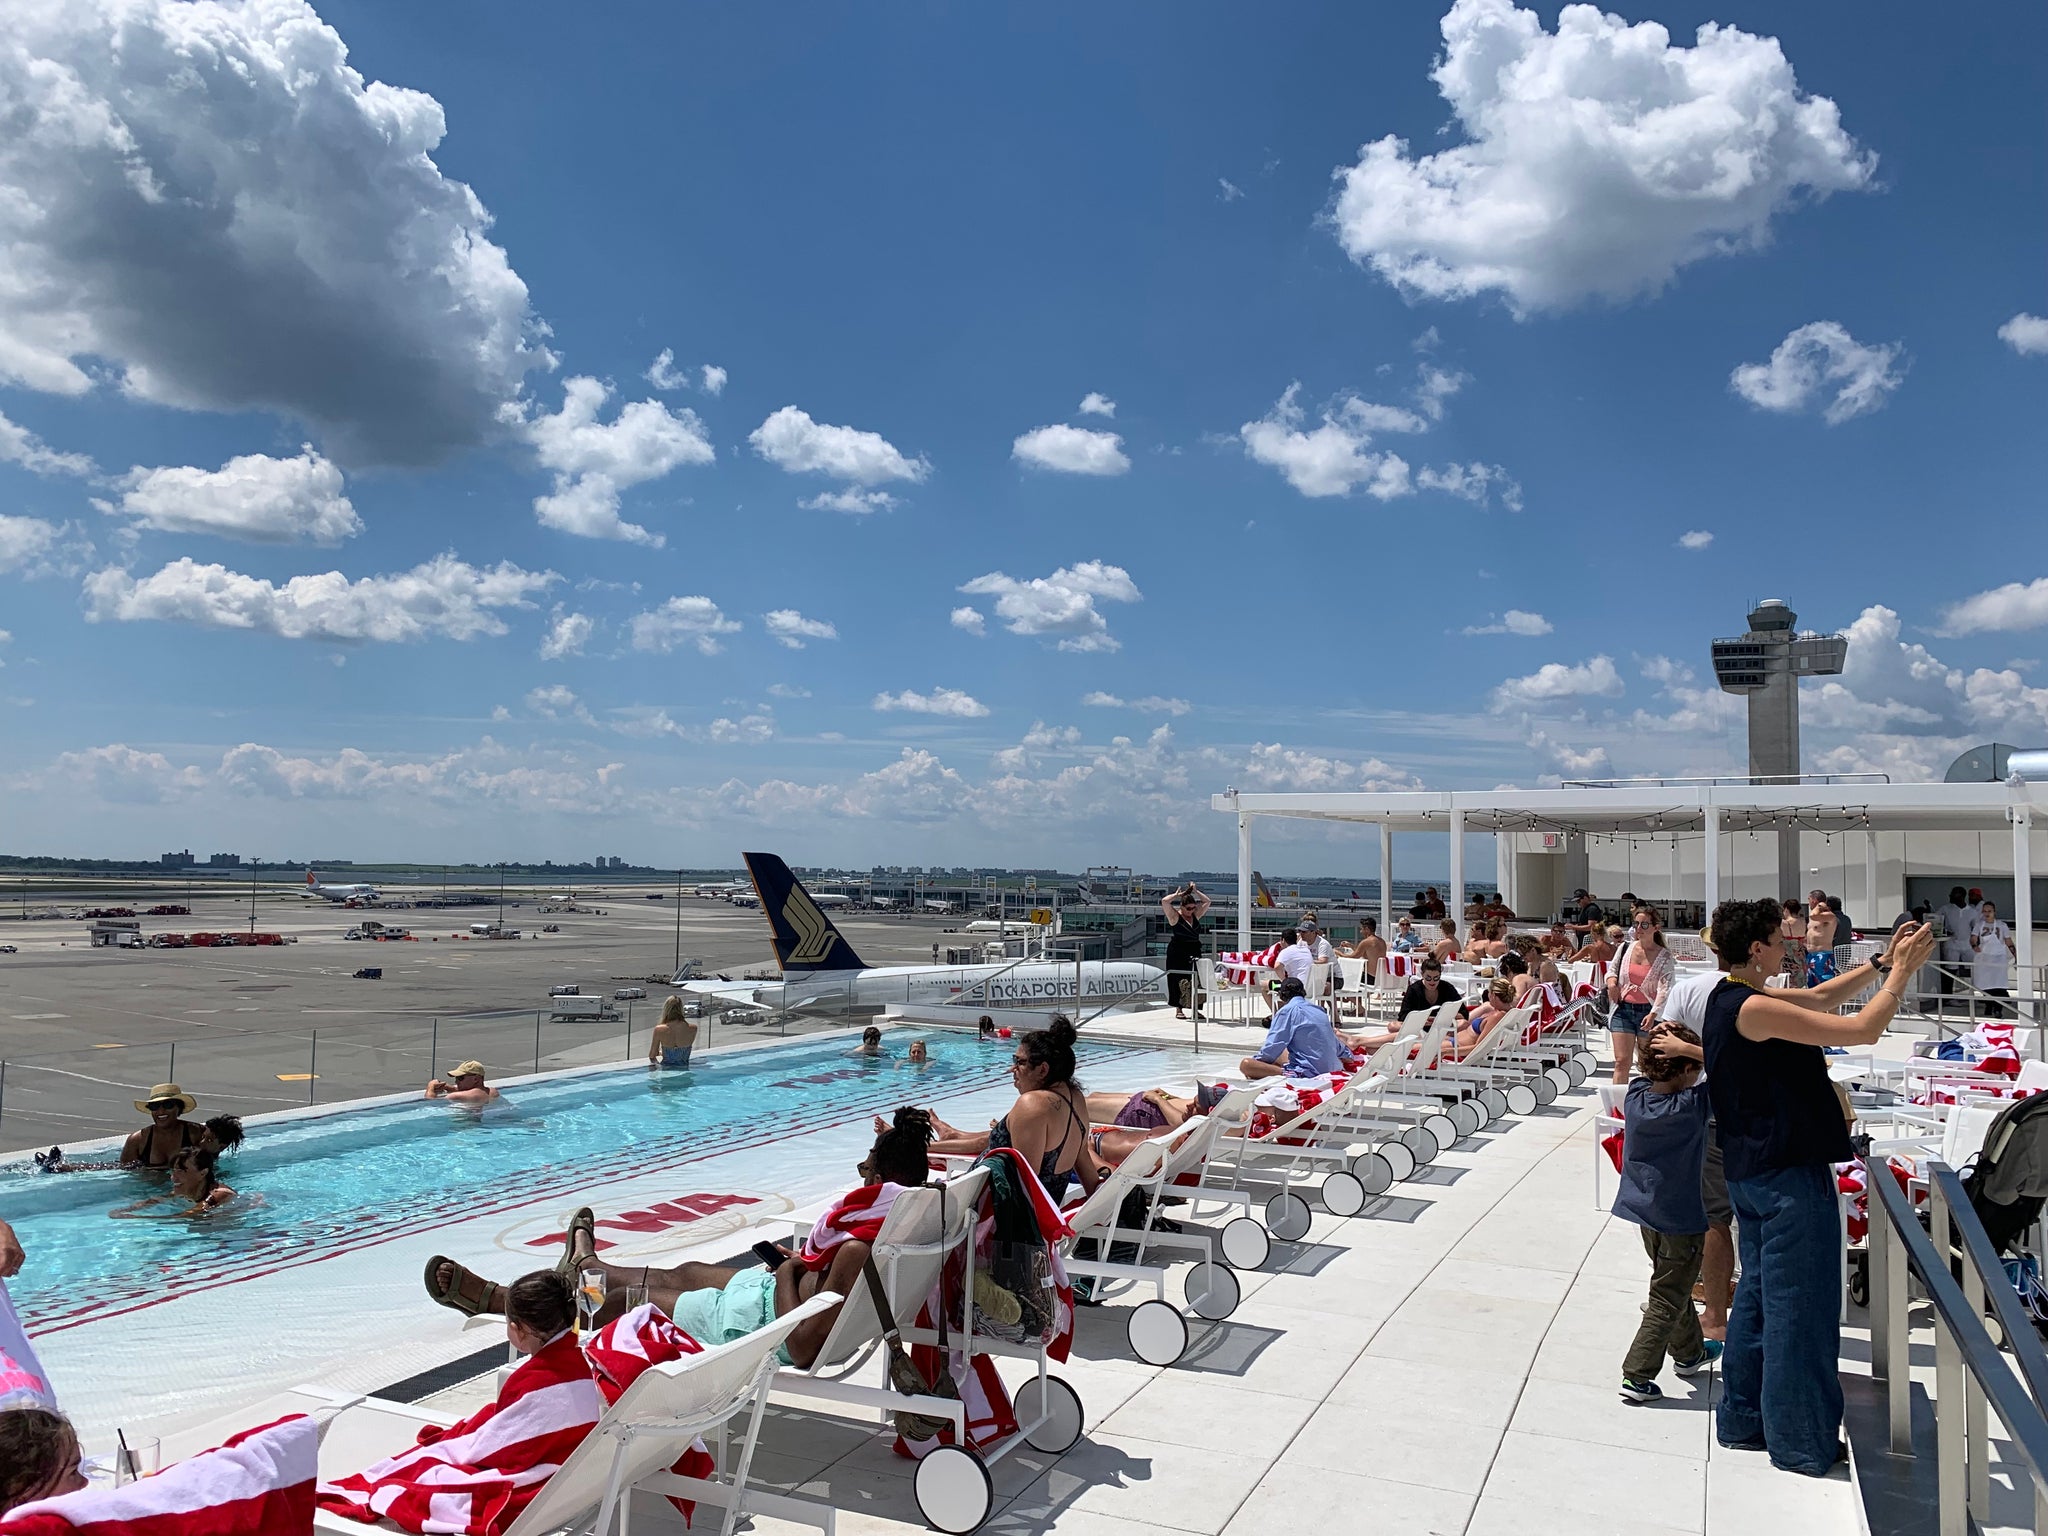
[1213, 780, 2042, 1006]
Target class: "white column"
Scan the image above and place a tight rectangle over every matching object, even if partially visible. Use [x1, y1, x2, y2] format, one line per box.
[1703, 805, 1721, 921]
[1237, 813, 1253, 950]
[1865, 832, 1881, 931]
[1449, 808, 1466, 938]
[2015, 807, 2035, 1033]
[1379, 821, 1394, 937]
[1669, 836, 1681, 926]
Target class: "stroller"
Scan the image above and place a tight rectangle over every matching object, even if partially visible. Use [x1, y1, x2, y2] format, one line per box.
[1941, 1092, 2048, 1329]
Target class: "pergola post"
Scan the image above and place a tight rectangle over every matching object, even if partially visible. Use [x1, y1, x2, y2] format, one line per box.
[1379, 821, 1393, 938]
[2015, 806, 2035, 1032]
[1703, 804, 1721, 920]
[1237, 813, 1253, 951]
[1449, 808, 1466, 937]
[1865, 832, 1881, 931]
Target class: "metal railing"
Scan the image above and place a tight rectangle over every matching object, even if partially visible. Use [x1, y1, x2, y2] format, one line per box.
[1867, 1151, 2048, 1533]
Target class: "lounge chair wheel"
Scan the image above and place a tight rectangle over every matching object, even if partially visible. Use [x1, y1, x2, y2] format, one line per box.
[1505, 1083, 1538, 1116]
[914, 1444, 994, 1534]
[1321, 1170, 1367, 1217]
[1564, 1057, 1589, 1088]
[1448, 1101, 1482, 1139]
[1399, 1125, 1438, 1165]
[1478, 1088, 1508, 1121]
[1015, 1374, 1084, 1455]
[1265, 1191, 1312, 1242]
[1378, 1139, 1417, 1182]
[1531, 1073, 1559, 1107]
[1348, 1148, 1393, 1192]
[1422, 1112, 1458, 1152]
[1574, 1049, 1598, 1075]
[1187, 1260, 1240, 1320]
[1128, 1298, 1189, 1366]
[1220, 1216, 1271, 1270]
[1544, 1066, 1575, 1098]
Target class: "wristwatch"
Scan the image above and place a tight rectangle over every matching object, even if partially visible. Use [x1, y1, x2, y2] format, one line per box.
[1870, 955, 1893, 977]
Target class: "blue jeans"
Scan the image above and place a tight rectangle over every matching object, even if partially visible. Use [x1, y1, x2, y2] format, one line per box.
[1609, 1000, 1650, 1035]
[1719, 1162, 1843, 1474]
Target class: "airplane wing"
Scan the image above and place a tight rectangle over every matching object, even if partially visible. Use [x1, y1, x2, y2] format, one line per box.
[674, 978, 776, 1012]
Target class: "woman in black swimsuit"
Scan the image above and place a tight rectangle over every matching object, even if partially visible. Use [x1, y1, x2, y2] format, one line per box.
[1162, 884, 1210, 1021]
[119, 1084, 206, 1169]
[918, 1018, 1101, 1201]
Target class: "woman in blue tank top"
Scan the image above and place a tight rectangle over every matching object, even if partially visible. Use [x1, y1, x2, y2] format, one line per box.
[1698, 899, 1935, 1477]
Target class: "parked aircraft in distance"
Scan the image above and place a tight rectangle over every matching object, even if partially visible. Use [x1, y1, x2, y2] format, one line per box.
[677, 853, 1160, 1016]
[300, 870, 380, 904]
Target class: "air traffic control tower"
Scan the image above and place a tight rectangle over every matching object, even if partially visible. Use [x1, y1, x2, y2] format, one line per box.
[1711, 599, 1849, 897]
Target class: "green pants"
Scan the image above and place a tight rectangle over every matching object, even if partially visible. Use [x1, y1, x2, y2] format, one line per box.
[1625, 1228, 1705, 1381]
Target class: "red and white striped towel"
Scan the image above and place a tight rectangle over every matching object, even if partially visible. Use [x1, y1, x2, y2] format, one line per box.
[796, 1181, 914, 1273]
[316, 1331, 602, 1535]
[0, 1415, 316, 1536]
[1215, 944, 1282, 983]
[582, 1305, 718, 1525]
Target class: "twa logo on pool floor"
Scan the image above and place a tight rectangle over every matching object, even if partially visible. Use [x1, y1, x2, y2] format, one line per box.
[497, 1191, 785, 1263]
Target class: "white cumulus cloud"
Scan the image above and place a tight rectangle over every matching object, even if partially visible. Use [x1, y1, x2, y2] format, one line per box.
[0, 515, 61, 574]
[0, 410, 93, 476]
[1328, 0, 1873, 313]
[750, 406, 929, 487]
[645, 349, 689, 391]
[1078, 393, 1116, 418]
[513, 376, 714, 546]
[1238, 383, 1417, 499]
[81, 553, 556, 644]
[1081, 692, 1191, 715]
[1012, 424, 1130, 476]
[1730, 322, 1905, 424]
[626, 595, 742, 656]
[1464, 610, 1552, 636]
[950, 607, 986, 635]
[0, 0, 547, 464]
[52, 743, 206, 803]
[763, 609, 838, 649]
[538, 610, 592, 660]
[1940, 579, 2048, 637]
[1417, 461, 1522, 510]
[102, 446, 360, 544]
[525, 683, 591, 722]
[800, 489, 898, 516]
[873, 688, 990, 718]
[1998, 315, 2048, 357]
[1491, 655, 1625, 709]
[1678, 530, 1714, 551]
[700, 365, 727, 395]
[957, 561, 1141, 653]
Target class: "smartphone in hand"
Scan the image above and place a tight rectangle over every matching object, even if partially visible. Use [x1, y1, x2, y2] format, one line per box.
[752, 1240, 791, 1270]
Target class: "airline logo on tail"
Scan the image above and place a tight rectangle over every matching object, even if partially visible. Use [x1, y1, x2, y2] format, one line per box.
[743, 853, 868, 973]
[1253, 872, 1276, 909]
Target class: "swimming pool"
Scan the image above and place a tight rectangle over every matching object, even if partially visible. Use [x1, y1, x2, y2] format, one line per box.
[0, 1030, 1208, 1442]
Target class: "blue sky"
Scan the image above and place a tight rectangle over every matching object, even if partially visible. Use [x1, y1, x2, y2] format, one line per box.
[2, 0, 2045, 872]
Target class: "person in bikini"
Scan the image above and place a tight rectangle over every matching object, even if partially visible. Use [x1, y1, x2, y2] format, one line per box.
[119, 1084, 206, 1168]
[108, 1146, 237, 1217]
[423, 1110, 942, 1370]
[899, 1018, 1103, 1202]
[647, 995, 698, 1069]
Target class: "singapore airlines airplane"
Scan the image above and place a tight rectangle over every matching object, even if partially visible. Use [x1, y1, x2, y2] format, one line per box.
[299, 869, 381, 903]
[676, 853, 1161, 1017]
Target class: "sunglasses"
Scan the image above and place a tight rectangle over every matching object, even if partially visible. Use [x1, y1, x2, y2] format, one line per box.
[1011, 1053, 1032, 1068]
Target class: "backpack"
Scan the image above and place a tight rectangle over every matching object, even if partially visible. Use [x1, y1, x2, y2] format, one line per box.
[1958, 1092, 2048, 1255]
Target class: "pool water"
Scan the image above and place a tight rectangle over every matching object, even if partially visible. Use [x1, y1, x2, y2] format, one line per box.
[0, 1032, 1154, 1339]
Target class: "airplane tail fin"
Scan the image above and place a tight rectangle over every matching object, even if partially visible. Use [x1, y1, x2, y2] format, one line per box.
[743, 853, 868, 972]
[1252, 871, 1276, 909]
[307, 870, 317, 887]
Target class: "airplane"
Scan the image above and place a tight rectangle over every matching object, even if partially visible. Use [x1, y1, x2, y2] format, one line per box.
[675, 853, 1161, 1016]
[810, 890, 855, 909]
[300, 870, 381, 904]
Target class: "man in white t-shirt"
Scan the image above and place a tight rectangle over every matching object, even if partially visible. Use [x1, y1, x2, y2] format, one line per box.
[1271, 927, 1313, 983]
[1296, 915, 1336, 967]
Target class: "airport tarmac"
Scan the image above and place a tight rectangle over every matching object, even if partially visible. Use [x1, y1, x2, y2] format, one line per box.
[0, 886, 974, 1153]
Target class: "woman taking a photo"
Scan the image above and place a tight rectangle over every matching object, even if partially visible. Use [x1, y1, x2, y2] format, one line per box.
[1607, 907, 1675, 1084]
[1682, 901, 1935, 1476]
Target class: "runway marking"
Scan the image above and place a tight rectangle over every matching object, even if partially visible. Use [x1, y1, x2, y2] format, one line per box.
[275, 1073, 316, 1082]
[8, 1013, 66, 1020]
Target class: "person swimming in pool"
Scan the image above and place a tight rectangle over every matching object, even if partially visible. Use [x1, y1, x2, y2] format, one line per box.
[118, 1083, 207, 1169]
[38, 1112, 244, 1175]
[423, 1060, 500, 1105]
[108, 1146, 236, 1218]
[907, 1039, 930, 1067]
[646, 995, 698, 1070]
[851, 1025, 884, 1057]
[422, 1109, 941, 1370]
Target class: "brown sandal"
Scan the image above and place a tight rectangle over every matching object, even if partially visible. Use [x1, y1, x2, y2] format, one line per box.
[424, 1255, 504, 1317]
[557, 1207, 597, 1278]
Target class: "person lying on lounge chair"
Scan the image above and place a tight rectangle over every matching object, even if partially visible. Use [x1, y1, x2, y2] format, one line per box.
[424, 1109, 937, 1370]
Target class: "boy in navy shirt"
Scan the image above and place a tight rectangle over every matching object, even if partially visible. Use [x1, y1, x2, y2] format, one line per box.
[1613, 1021, 1721, 1402]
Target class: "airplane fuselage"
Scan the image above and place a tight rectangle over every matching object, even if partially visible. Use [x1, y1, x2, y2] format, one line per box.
[689, 959, 1162, 1016]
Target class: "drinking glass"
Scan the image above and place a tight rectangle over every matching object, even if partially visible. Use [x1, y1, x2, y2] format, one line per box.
[115, 1436, 160, 1485]
[577, 1267, 608, 1332]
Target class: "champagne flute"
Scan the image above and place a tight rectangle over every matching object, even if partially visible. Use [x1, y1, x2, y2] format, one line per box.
[577, 1267, 607, 1333]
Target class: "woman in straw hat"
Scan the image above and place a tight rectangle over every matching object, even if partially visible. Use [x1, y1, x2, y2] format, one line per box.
[119, 1084, 205, 1169]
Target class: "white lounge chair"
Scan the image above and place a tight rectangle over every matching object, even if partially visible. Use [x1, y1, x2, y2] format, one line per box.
[771, 1167, 1078, 1535]
[305, 1290, 840, 1536]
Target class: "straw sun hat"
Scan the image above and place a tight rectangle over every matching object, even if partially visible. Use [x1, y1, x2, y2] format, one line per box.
[134, 1083, 197, 1115]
